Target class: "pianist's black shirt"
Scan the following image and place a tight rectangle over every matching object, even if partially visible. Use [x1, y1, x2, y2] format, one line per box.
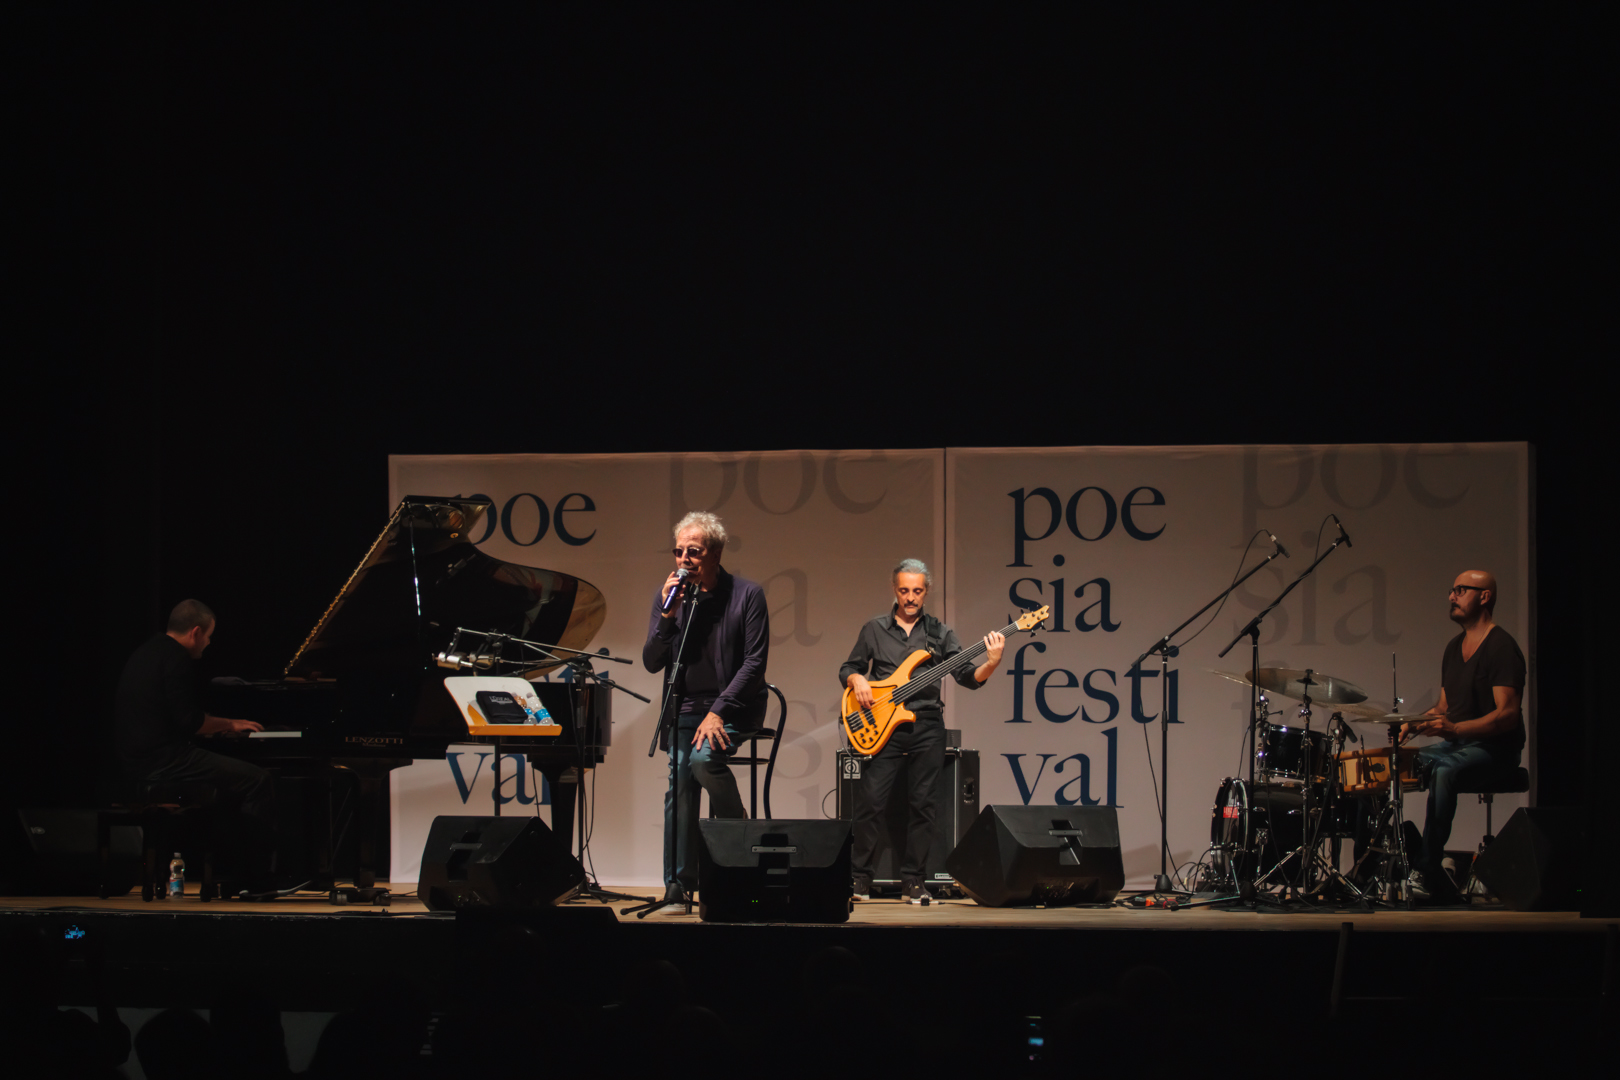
[115, 633, 204, 778]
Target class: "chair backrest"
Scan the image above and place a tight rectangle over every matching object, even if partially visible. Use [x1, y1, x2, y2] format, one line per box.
[760, 683, 787, 817]
[724, 683, 789, 818]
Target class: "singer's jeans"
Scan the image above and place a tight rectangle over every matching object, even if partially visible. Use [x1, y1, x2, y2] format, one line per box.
[1415, 739, 1519, 882]
[664, 714, 750, 892]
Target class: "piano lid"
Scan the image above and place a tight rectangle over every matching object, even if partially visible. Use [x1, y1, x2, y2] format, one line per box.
[284, 495, 607, 679]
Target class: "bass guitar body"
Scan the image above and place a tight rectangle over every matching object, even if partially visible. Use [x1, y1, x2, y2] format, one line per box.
[839, 605, 1050, 757]
[840, 649, 934, 757]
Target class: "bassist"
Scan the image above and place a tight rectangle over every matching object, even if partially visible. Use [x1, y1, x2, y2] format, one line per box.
[840, 558, 1005, 903]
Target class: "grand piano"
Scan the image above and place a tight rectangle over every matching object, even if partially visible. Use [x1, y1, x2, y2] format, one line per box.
[208, 495, 611, 897]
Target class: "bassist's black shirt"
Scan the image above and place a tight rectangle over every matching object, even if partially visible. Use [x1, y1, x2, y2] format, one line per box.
[838, 605, 986, 720]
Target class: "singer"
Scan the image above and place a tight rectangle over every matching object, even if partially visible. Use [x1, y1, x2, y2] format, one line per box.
[642, 511, 769, 908]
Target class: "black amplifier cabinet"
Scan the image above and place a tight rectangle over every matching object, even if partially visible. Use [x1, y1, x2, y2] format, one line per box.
[835, 737, 979, 895]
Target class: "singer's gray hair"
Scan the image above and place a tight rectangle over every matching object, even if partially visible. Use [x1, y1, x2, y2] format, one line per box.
[673, 511, 728, 554]
[892, 558, 932, 587]
[167, 598, 216, 634]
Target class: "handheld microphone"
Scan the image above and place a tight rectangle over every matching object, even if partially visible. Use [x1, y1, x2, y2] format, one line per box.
[1333, 515, 1353, 549]
[1266, 531, 1290, 558]
[661, 568, 690, 613]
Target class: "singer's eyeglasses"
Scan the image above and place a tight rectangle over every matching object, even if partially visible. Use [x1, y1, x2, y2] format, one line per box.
[673, 546, 707, 558]
[1448, 585, 1485, 596]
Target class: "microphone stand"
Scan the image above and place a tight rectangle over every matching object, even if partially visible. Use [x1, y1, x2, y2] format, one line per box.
[623, 575, 702, 918]
[1132, 545, 1288, 895]
[1217, 530, 1350, 906]
[556, 651, 653, 907]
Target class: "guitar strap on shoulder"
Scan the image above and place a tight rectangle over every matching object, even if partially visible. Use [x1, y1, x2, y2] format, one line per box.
[923, 614, 945, 662]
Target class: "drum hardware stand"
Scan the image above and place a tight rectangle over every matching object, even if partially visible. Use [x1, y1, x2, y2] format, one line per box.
[1132, 542, 1289, 894]
[1254, 704, 1371, 908]
[1347, 654, 1417, 909]
[1218, 524, 1350, 904]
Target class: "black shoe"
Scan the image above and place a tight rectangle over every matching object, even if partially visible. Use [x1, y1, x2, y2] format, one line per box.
[905, 882, 934, 906]
[852, 878, 872, 901]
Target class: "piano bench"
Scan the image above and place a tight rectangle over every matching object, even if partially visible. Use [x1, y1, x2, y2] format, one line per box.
[99, 782, 222, 902]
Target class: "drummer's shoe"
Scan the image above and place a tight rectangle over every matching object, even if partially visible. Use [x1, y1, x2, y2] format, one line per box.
[1408, 869, 1463, 905]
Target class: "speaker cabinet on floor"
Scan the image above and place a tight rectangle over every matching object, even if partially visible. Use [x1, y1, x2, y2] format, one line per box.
[835, 744, 979, 894]
[8, 809, 140, 897]
[1471, 806, 1588, 912]
[698, 819, 852, 923]
[417, 815, 584, 910]
[945, 805, 1124, 907]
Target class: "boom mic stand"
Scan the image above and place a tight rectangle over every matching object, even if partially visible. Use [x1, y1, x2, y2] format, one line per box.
[1218, 525, 1350, 906]
[622, 575, 702, 918]
[1132, 540, 1289, 894]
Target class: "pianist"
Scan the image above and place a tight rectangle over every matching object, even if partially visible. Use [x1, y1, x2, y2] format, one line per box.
[114, 599, 279, 895]
[642, 512, 770, 909]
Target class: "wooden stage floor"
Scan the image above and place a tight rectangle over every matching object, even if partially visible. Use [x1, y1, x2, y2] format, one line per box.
[6, 884, 1614, 1018]
[4, 883, 1609, 934]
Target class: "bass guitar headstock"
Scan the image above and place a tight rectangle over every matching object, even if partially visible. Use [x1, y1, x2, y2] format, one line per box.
[1015, 605, 1051, 633]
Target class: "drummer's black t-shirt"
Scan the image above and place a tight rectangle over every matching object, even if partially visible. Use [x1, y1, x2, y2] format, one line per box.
[1440, 624, 1526, 754]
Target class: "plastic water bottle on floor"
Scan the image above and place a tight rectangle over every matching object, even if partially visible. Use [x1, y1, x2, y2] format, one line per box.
[168, 853, 185, 900]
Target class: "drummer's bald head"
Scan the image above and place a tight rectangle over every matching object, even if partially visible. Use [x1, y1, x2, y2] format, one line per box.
[1456, 570, 1498, 612]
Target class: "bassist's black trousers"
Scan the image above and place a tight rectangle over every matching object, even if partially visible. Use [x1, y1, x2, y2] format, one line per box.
[850, 715, 945, 888]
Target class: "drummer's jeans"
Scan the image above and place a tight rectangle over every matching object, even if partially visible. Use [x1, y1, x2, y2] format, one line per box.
[1415, 740, 1518, 880]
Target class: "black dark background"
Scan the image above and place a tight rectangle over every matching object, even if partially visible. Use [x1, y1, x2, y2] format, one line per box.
[16, 7, 1604, 870]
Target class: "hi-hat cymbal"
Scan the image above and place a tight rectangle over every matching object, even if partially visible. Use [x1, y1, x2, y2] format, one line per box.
[1349, 712, 1431, 726]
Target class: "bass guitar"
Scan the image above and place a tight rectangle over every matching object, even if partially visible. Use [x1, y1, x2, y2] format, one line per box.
[840, 606, 1050, 756]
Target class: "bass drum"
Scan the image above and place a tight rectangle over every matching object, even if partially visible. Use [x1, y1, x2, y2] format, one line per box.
[1209, 778, 1307, 882]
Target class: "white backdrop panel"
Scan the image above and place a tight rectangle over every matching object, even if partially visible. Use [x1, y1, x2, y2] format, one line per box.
[386, 450, 942, 886]
[945, 444, 1530, 890]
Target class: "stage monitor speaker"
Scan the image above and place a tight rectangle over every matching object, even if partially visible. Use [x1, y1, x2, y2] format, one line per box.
[945, 805, 1124, 907]
[697, 819, 852, 923]
[835, 744, 979, 892]
[1471, 806, 1587, 912]
[417, 815, 584, 911]
[7, 809, 139, 897]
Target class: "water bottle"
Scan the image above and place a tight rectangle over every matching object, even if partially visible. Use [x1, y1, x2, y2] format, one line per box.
[168, 853, 185, 900]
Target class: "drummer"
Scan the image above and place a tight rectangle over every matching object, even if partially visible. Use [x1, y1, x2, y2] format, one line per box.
[1401, 570, 1525, 904]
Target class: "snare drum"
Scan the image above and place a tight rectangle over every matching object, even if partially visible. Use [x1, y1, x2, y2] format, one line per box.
[1255, 724, 1331, 786]
[1336, 746, 1425, 795]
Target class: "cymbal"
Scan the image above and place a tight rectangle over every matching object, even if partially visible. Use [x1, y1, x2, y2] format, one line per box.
[1243, 668, 1369, 706]
[1206, 669, 1253, 688]
[1350, 712, 1431, 726]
